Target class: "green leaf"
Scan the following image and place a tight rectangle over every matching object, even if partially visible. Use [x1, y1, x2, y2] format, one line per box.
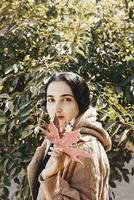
[21, 125, 35, 139]
[3, 187, 9, 196]
[109, 181, 116, 188]
[75, 48, 87, 58]
[5, 101, 14, 113]
[122, 173, 130, 183]
[4, 177, 11, 187]
[0, 0, 133, 199]
[0, 117, 8, 125]
[131, 167, 134, 176]
[0, 93, 10, 99]
[14, 177, 20, 184]
[111, 124, 122, 138]
[118, 129, 130, 145]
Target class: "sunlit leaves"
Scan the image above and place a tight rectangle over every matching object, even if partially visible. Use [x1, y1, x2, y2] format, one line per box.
[0, 0, 133, 199]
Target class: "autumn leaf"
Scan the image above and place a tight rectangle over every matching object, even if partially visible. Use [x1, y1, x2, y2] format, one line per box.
[41, 121, 91, 165]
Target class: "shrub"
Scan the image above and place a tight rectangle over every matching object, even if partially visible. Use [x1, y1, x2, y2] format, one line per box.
[0, 0, 133, 199]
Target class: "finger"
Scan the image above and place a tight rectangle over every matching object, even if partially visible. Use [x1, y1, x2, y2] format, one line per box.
[48, 151, 61, 159]
[53, 149, 63, 157]
[48, 150, 62, 157]
[50, 147, 62, 152]
[46, 131, 51, 136]
[48, 151, 58, 156]
[48, 147, 64, 158]
[39, 127, 47, 134]
[39, 128, 51, 136]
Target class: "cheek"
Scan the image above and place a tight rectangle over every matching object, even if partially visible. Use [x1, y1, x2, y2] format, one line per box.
[46, 104, 53, 117]
[67, 103, 79, 119]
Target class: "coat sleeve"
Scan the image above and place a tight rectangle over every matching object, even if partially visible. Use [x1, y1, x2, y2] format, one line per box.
[27, 139, 47, 200]
[38, 138, 110, 200]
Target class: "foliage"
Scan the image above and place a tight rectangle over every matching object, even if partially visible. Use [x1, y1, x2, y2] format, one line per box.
[0, 0, 133, 199]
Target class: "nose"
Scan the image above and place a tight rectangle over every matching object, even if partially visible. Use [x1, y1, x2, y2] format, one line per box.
[55, 102, 62, 113]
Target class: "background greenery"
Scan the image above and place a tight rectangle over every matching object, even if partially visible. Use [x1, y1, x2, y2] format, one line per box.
[0, 0, 133, 199]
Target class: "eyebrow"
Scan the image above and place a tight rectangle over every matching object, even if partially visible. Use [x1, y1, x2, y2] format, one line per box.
[47, 94, 74, 98]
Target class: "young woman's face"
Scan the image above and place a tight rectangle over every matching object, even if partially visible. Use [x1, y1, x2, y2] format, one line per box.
[46, 81, 79, 130]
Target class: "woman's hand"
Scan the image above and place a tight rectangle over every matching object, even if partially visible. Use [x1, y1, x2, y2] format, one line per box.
[41, 146, 64, 179]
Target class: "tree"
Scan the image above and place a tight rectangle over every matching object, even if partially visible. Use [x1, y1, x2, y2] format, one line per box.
[0, 0, 133, 199]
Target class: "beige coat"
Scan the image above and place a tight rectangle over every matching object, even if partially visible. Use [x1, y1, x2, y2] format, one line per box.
[27, 107, 111, 200]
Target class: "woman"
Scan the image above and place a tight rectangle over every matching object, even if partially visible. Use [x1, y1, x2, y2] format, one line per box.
[27, 72, 111, 200]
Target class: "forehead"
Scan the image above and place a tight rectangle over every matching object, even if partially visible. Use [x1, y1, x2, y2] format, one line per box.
[47, 81, 73, 96]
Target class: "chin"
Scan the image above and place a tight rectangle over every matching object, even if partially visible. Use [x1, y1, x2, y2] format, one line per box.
[59, 123, 66, 131]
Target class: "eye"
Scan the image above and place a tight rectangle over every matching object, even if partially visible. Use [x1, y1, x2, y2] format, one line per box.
[63, 97, 72, 102]
[47, 98, 55, 103]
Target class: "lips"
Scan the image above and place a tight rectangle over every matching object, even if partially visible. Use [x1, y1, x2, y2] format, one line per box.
[57, 116, 64, 120]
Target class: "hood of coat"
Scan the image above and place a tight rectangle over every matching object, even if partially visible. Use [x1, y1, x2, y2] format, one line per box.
[74, 107, 112, 152]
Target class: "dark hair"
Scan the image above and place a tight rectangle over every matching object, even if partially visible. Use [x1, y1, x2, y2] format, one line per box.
[44, 72, 90, 115]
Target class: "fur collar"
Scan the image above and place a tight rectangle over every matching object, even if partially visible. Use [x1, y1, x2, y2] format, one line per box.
[74, 107, 112, 152]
